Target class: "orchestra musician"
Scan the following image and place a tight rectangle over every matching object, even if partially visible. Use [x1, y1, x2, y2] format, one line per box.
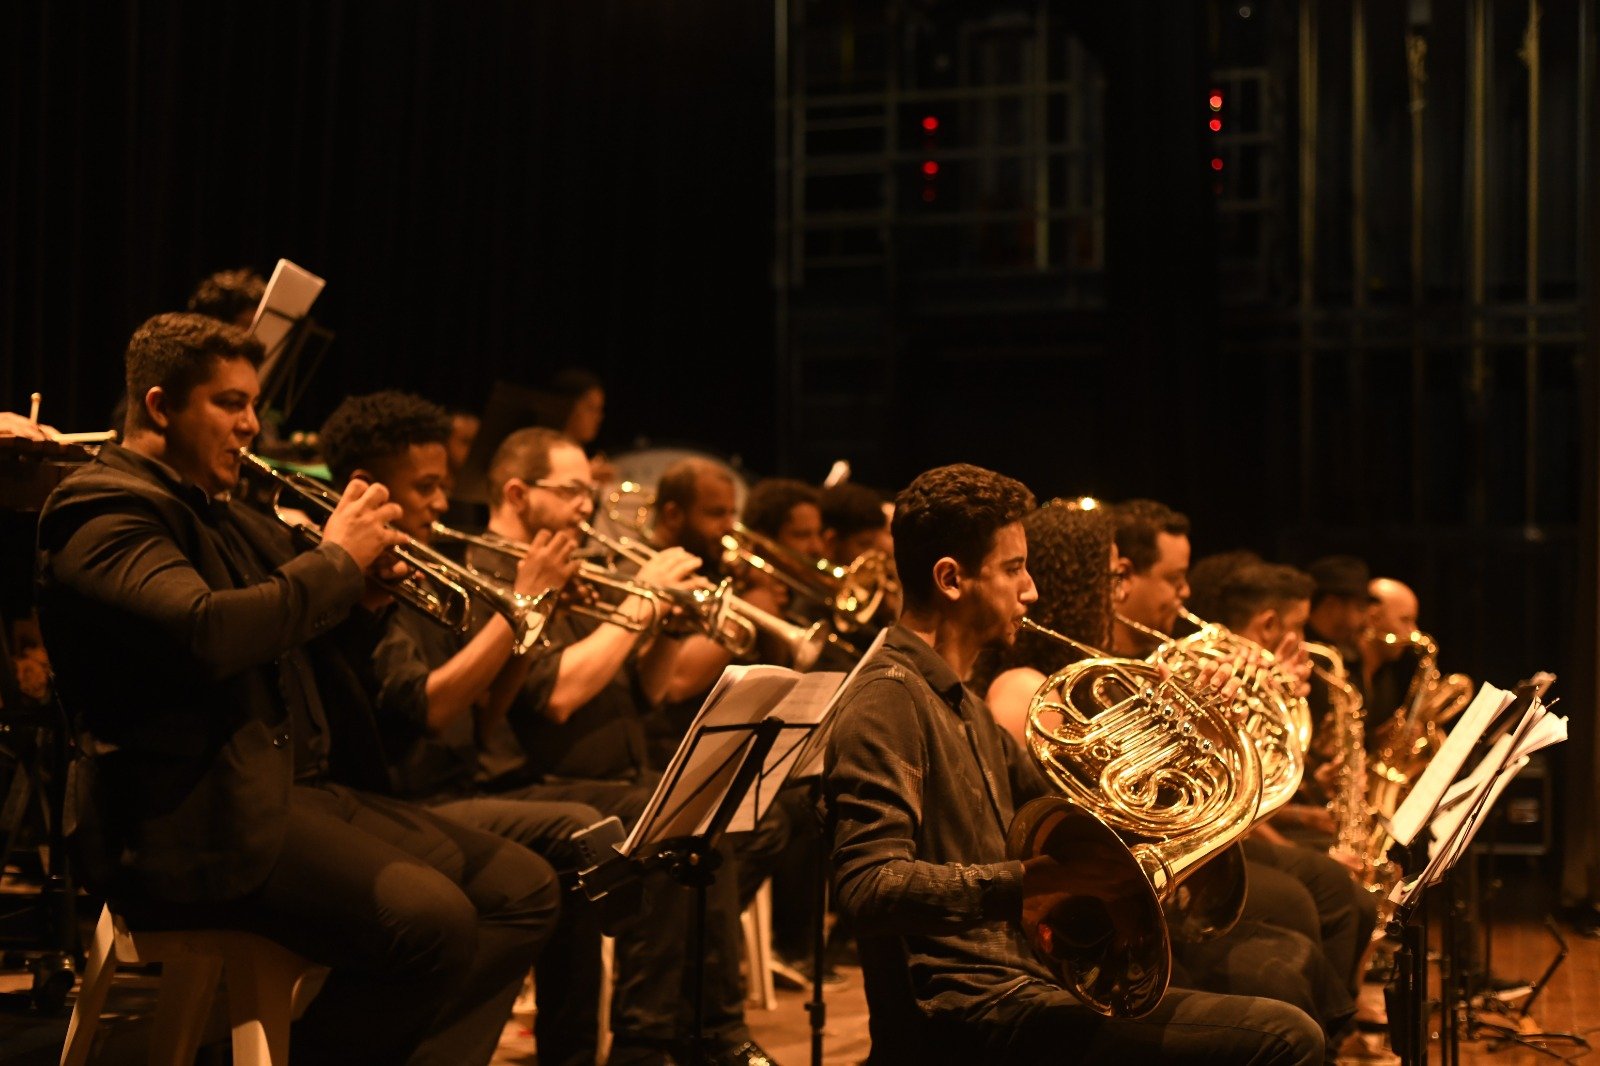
[823, 464, 1323, 1064]
[470, 425, 782, 1066]
[981, 502, 1357, 1049]
[316, 391, 627, 1066]
[36, 313, 557, 1066]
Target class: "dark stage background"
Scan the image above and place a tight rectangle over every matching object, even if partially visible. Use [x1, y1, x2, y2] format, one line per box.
[4, 1, 1599, 896]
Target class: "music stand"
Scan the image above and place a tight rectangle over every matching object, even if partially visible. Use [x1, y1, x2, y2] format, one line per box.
[249, 259, 333, 428]
[1383, 682, 1563, 1065]
[579, 664, 847, 1063]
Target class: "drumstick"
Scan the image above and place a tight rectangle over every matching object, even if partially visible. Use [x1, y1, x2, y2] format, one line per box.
[29, 392, 41, 424]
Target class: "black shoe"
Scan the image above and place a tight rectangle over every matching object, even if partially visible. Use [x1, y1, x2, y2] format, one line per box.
[718, 1039, 780, 1066]
[1559, 903, 1600, 938]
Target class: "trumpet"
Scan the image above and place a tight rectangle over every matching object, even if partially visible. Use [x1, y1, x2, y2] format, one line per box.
[577, 521, 834, 671]
[720, 522, 898, 633]
[237, 451, 552, 655]
[429, 522, 679, 637]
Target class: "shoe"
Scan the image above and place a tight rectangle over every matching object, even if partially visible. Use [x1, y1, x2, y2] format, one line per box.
[718, 1039, 780, 1066]
[1559, 903, 1600, 938]
[1334, 1031, 1399, 1065]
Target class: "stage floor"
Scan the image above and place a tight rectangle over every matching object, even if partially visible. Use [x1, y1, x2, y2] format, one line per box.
[4, 862, 1595, 1064]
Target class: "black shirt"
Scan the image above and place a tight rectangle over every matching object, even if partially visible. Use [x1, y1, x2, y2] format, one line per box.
[824, 625, 1054, 1048]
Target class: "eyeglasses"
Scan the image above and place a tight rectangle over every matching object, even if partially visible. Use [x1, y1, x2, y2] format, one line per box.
[533, 478, 600, 501]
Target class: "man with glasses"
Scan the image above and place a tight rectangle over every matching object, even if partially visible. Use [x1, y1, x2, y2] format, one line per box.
[473, 426, 781, 1066]
[1106, 498, 1192, 657]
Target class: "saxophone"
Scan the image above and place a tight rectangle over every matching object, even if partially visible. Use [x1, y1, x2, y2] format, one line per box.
[1367, 630, 1475, 831]
[1305, 641, 1396, 905]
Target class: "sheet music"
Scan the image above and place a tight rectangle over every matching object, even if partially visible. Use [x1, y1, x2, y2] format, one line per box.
[1388, 682, 1513, 847]
[621, 665, 847, 855]
[250, 259, 325, 382]
[1390, 693, 1566, 903]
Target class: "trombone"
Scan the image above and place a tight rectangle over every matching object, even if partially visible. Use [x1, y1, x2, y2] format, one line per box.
[576, 521, 835, 671]
[720, 522, 897, 633]
[237, 451, 552, 655]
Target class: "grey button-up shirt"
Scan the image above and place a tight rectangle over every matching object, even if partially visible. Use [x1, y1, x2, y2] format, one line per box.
[824, 624, 1057, 1052]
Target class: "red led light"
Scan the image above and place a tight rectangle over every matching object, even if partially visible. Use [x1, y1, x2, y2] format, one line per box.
[1209, 92, 1224, 111]
[1211, 157, 1225, 171]
[922, 160, 940, 177]
[1209, 118, 1222, 132]
[921, 187, 937, 203]
[921, 115, 939, 132]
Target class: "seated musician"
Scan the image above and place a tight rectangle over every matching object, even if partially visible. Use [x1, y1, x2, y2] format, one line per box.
[819, 481, 892, 564]
[469, 425, 781, 1066]
[823, 464, 1324, 1063]
[742, 478, 825, 558]
[318, 391, 628, 1066]
[186, 266, 266, 328]
[981, 502, 1356, 1047]
[37, 313, 556, 1066]
[1305, 555, 1375, 663]
[1190, 558, 1382, 998]
[644, 458, 784, 757]
[1358, 576, 1423, 719]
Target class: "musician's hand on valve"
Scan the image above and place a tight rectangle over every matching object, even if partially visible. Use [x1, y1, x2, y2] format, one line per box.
[516, 529, 578, 597]
[1273, 632, 1313, 697]
[322, 479, 406, 571]
[636, 546, 701, 590]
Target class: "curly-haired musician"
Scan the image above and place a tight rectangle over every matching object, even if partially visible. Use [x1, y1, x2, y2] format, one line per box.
[37, 314, 556, 1066]
[823, 464, 1323, 1064]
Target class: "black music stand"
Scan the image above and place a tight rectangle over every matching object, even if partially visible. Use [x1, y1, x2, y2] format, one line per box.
[579, 714, 817, 1063]
[255, 308, 335, 430]
[1383, 683, 1547, 1065]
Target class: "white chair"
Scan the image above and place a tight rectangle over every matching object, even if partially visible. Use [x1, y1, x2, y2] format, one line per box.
[60, 904, 324, 1066]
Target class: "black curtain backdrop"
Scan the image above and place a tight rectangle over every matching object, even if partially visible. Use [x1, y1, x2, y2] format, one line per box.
[1, 1, 775, 465]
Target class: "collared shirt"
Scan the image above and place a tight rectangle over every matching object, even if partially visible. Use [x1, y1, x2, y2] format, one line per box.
[823, 624, 1056, 1046]
[463, 542, 652, 784]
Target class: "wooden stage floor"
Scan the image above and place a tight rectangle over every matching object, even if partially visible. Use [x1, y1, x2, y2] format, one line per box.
[4, 862, 1596, 1064]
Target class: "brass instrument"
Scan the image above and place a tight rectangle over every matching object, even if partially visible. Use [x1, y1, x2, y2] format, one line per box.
[430, 523, 676, 636]
[577, 521, 834, 671]
[1123, 609, 1309, 819]
[1305, 641, 1397, 905]
[1367, 630, 1474, 831]
[1009, 618, 1263, 1017]
[720, 522, 898, 633]
[238, 451, 552, 654]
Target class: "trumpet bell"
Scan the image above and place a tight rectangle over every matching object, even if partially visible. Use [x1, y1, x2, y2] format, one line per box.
[1008, 796, 1170, 1018]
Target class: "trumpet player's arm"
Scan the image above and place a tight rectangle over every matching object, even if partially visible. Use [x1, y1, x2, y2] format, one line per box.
[483, 600, 660, 727]
[662, 582, 786, 703]
[825, 676, 1026, 935]
[43, 493, 366, 681]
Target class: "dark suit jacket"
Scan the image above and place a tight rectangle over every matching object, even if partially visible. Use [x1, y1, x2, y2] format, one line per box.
[36, 444, 365, 903]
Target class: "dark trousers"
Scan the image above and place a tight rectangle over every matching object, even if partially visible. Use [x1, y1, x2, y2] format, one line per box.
[138, 783, 560, 1066]
[429, 793, 604, 1066]
[509, 777, 757, 1055]
[969, 983, 1326, 1065]
[1244, 836, 1378, 994]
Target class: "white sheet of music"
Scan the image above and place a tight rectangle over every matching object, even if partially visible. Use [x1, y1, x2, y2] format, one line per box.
[249, 258, 325, 376]
[1388, 682, 1513, 848]
[621, 665, 846, 855]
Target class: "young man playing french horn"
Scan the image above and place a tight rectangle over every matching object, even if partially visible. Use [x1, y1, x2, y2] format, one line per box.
[822, 463, 1324, 1064]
